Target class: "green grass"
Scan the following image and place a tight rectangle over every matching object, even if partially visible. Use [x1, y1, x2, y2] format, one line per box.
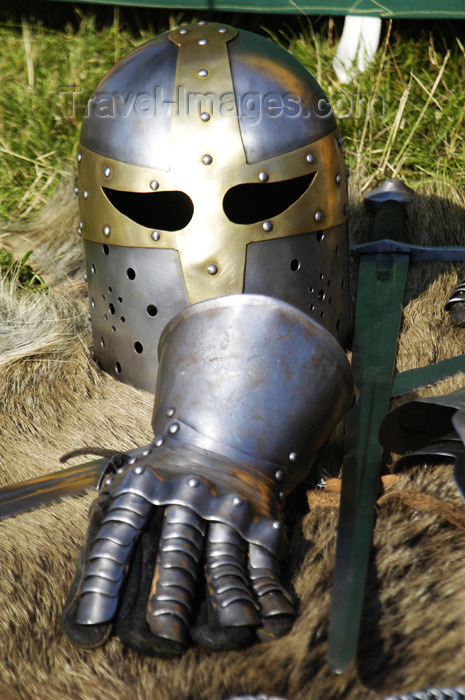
[0, 5, 464, 222]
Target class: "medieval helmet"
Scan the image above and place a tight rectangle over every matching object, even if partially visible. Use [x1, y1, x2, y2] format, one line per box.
[77, 21, 351, 392]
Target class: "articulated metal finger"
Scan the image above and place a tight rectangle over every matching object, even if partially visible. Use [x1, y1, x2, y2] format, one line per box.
[147, 504, 205, 644]
[248, 543, 295, 620]
[76, 489, 153, 625]
[206, 522, 260, 628]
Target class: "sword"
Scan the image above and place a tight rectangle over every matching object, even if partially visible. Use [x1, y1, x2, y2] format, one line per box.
[327, 179, 465, 674]
[0, 458, 109, 520]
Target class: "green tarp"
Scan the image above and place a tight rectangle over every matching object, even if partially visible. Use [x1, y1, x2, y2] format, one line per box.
[55, 1, 465, 19]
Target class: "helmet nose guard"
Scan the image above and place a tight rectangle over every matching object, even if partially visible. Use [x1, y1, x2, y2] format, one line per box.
[78, 22, 351, 392]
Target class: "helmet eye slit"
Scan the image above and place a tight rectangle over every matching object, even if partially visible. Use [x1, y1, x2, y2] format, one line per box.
[102, 188, 194, 231]
[223, 172, 315, 225]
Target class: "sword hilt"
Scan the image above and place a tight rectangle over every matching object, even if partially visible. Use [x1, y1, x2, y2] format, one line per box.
[364, 179, 414, 243]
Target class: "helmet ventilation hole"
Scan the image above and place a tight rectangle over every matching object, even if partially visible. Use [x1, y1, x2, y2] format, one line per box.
[316, 231, 325, 242]
[147, 304, 158, 317]
[127, 268, 136, 280]
[134, 341, 143, 354]
[290, 259, 300, 272]
[115, 362, 121, 374]
[103, 244, 109, 255]
[109, 303, 115, 315]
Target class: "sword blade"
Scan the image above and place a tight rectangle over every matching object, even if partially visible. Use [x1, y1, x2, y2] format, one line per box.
[0, 458, 108, 520]
[327, 251, 410, 673]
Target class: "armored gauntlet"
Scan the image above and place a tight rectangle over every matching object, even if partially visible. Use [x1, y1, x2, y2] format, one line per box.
[62, 295, 353, 656]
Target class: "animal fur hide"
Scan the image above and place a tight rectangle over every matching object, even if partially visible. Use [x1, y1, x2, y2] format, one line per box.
[1, 177, 465, 700]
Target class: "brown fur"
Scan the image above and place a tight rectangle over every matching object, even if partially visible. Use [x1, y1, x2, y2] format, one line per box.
[1, 178, 465, 699]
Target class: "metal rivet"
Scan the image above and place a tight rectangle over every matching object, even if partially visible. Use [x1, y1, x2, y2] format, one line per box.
[306, 153, 314, 164]
[233, 496, 243, 507]
[200, 112, 211, 122]
[315, 211, 323, 223]
[289, 452, 298, 462]
[150, 180, 159, 191]
[202, 154, 212, 165]
[169, 422, 180, 435]
[275, 470, 285, 482]
[179, 27, 188, 34]
[336, 174, 342, 185]
[166, 407, 175, 417]
[87, 312, 91, 320]
[151, 231, 160, 241]
[258, 171, 269, 183]
[154, 437, 164, 448]
[278, 492, 285, 503]
[142, 448, 151, 457]
[262, 221, 273, 233]
[198, 38, 208, 45]
[198, 68, 208, 77]
[74, 186, 79, 196]
[188, 477, 200, 488]
[103, 167, 111, 178]
[272, 521, 282, 530]
[84, 272, 88, 281]
[134, 465, 144, 475]
[82, 189, 88, 200]
[128, 457, 136, 465]
[218, 27, 227, 33]
[104, 477, 112, 486]
[207, 264, 218, 275]
[198, 20, 206, 25]
[78, 221, 83, 230]
[77, 153, 82, 163]
[103, 225, 110, 237]
[337, 137, 343, 147]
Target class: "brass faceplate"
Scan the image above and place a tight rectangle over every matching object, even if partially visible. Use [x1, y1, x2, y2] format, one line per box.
[78, 22, 347, 304]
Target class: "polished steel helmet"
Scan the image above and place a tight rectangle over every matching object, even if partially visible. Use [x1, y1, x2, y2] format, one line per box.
[78, 21, 351, 392]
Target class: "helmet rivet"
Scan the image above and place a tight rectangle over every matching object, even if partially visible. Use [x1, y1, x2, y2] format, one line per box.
[198, 68, 209, 77]
[151, 231, 160, 241]
[87, 312, 91, 321]
[166, 407, 175, 417]
[128, 457, 136, 465]
[104, 477, 113, 486]
[335, 174, 342, 185]
[142, 448, 151, 457]
[275, 470, 285, 482]
[134, 465, 144, 475]
[278, 491, 285, 503]
[189, 477, 200, 488]
[200, 112, 211, 122]
[103, 225, 111, 237]
[289, 452, 298, 462]
[179, 28, 188, 34]
[272, 521, 282, 530]
[150, 180, 159, 191]
[207, 264, 218, 275]
[77, 153, 82, 163]
[202, 154, 213, 165]
[233, 496, 243, 507]
[154, 437, 164, 447]
[262, 221, 273, 233]
[337, 137, 343, 147]
[218, 27, 227, 33]
[306, 153, 314, 164]
[82, 189, 88, 200]
[198, 20, 206, 25]
[83, 272, 88, 281]
[314, 210, 323, 223]
[103, 167, 111, 178]
[169, 422, 180, 435]
[78, 221, 83, 230]
[198, 38, 208, 46]
[74, 186, 79, 196]
[258, 171, 269, 183]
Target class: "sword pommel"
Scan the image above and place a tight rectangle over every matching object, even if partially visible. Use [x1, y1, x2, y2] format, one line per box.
[364, 179, 414, 212]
